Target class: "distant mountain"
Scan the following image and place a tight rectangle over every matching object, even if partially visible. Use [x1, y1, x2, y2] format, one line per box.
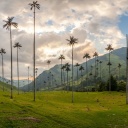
[21, 47, 126, 91]
[0, 77, 28, 88]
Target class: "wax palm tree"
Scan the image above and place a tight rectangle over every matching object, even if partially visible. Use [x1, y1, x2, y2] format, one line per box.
[79, 65, 84, 91]
[3, 17, 18, 99]
[13, 42, 22, 94]
[118, 63, 121, 81]
[0, 48, 6, 91]
[75, 63, 80, 85]
[65, 64, 71, 92]
[105, 44, 113, 92]
[67, 36, 78, 103]
[83, 53, 91, 86]
[99, 61, 102, 81]
[29, 1, 40, 101]
[58, 54, 65, 86]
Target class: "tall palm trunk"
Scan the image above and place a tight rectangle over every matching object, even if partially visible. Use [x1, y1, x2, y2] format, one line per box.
[28, 67, 29, 92]
[81, 70, 83, 91]
[86, 58, 88, 86]
[94, 56, 97, 91]
[63, 69, 65, 86]
[10, 26, 13, 99]
[67, 71, 69, 92]
[72, 45, 74, 103]
[109, 51, 111, 92]
[61, 60, 62, 86]
[77, 66, 78, 84]
[17, 47, 20, 94]
[100, 63, 102, 81]
[95, 57, 96, 80]
[118, 67, 120, 81]
[126, 34, 128, 104]
[2, 54, 4, 91]
[33, 7, 36, 101]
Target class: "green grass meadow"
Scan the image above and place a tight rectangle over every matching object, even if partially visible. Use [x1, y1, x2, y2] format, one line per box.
[0, 82, 128, 128]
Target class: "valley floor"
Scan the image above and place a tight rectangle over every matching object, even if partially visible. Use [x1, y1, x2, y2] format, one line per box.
[0, 91, 128, 128]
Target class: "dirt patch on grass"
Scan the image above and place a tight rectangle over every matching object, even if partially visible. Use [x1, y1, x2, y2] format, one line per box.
[8, 117, 40, 122]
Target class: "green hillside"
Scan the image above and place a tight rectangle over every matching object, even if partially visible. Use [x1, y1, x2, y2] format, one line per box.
[0, 89, 128, 128]
[21, 47, 126, 91]
[0, 81, 17, 92]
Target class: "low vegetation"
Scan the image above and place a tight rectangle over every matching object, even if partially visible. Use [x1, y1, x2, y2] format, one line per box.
[0, 81, 128, 128]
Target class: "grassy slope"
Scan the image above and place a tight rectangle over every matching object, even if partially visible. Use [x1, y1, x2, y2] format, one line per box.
[0, 88, 128, 128]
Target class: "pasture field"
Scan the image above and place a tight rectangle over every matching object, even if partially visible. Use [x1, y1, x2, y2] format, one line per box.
[0, 88, 128, 128]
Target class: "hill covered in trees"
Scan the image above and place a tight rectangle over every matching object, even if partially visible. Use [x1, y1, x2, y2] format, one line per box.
[21, 47, 126, 91]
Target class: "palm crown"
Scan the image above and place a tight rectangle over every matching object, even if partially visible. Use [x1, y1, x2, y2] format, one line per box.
[58, 54, 65, 60]
[13, 42, 22, 49]
[29, 1, 40, 10]
[75, 63, 80, 67]
[65, 63, 70, 68]
[47, 60, 51, 64]
[118, 63, 121, 68]
[67, 36, 78, 46]
[79, 65, 84, 71]
[0, 48, 6, 55]
[3, 17, 18, 30]
[83, 53, 91, 59]
[93, 52, 98, 57]
[105, 44, 114, 51]
[65, 66, 71, 72]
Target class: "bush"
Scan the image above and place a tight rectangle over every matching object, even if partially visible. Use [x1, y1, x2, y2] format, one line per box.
[117, 81, 126, 91]
[98, 81, 107, 91]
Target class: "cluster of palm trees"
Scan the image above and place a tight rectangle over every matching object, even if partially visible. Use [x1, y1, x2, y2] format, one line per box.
[1, 1, 127, 104]
[1, 1, 40, 100]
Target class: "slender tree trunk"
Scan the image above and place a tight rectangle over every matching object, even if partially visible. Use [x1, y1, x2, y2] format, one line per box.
[118, 67, 120, 81]
[67, 71, 68, 92]
[61, 59, 62, 86]
[86, 58, 88, 87]
[10, 26, 13, 99]
[17, 47, 20, 95]
[72, 45, 74, 103]
[81, 70, 83, 91]
[33, 7, 36, 101]
[28, 67, 29, 92]
[63, 69, 65, 86]
[126, 34, 128, 104]
[100, 63, 102, 81]
[94, 57, 97, 91]
[109, 51, 111, 92]
[2, 54, 4, 91]
[77, 66, 78, 85]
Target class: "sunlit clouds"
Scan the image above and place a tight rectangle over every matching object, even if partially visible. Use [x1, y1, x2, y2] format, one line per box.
[0, 0, 128, 79]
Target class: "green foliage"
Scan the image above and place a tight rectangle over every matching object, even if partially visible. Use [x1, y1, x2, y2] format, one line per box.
[98, 81, 107, 91]
[107, 75, 117, 91]
[117, 80, 126, 91]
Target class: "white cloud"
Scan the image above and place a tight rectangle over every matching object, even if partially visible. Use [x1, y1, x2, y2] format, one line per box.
[0, 0, 127, 80]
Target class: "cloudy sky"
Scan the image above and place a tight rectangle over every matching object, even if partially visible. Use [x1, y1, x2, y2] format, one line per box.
[0, 0, 128, 80]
